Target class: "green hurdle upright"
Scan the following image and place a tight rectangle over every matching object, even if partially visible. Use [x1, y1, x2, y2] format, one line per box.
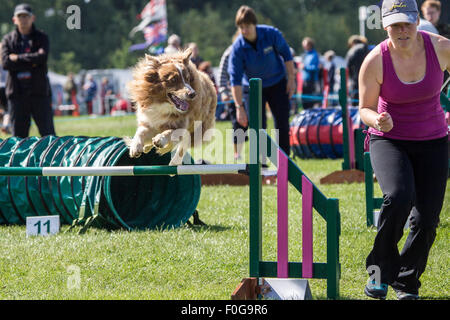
[243, 79, 341, 300]
[364, 152, 383, 227]
[333, 68, 365, 173]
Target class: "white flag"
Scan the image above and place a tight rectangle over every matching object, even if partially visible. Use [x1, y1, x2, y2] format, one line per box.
[129, 0, 167, 38]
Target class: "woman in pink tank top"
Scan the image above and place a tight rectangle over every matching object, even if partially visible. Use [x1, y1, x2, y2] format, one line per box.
[359, 0, 450, 301]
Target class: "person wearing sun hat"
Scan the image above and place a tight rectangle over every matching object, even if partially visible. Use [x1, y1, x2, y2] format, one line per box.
[358, 0, 450, 300]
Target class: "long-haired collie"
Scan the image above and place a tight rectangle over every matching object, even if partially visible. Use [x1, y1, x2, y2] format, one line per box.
[125, 48, 217, 166]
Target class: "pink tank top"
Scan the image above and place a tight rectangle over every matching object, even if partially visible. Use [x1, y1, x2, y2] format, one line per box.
[368, 31, 448, 140]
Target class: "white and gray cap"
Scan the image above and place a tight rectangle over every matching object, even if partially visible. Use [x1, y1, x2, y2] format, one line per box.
[14, 3, 33, 16]
[382, 0, 419, 28]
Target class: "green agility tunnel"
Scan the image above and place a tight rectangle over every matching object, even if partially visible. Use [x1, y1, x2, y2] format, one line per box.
[0, 136, 201, 230]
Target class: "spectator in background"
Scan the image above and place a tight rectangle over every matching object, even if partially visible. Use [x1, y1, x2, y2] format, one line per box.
[218, 30, 241, 106]
[418, 18, 439, 34]
[300, 37, 320, 109]
[217, 30, 248, 156]
[188, 42, 204, 68]
[63, 72, 77, 105]
[323, 50, 336, 95]
[198, 60, 219, 118]
[346, 35, 370, 106]
[228, 5, 295, 156]
[420, 0, 449, 93]
[1, 3, 55, 138]
[83, 74, 97, 115]
[323, 50, 337, 107]
[164, 34, 181, 54]
[198, 61, 217, 92]
[420, 0, 450, 39]
[100, 77, 114, 115]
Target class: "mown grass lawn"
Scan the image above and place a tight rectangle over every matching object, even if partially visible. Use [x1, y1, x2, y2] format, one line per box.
[0, 114, 448, 300]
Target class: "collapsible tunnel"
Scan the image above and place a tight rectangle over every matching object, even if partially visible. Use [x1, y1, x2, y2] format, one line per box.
[289, 107, 363, 159]
[0, 136, 201, 230]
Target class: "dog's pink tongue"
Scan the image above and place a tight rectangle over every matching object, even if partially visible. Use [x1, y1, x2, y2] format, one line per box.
[173, 95, 188, 111]
[179, 99, 188, 111]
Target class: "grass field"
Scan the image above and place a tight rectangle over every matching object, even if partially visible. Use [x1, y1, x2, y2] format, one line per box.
[0, 114, 448, 300]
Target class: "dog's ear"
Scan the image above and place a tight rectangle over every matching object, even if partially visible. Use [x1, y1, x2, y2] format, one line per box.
[144, 54, 161, 68]
[144, 54, 157, 62]
[182, 48, 192, 65]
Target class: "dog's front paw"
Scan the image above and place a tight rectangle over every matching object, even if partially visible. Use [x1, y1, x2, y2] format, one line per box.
[129, 140, 144, 158]
[152, 133, 169, 149]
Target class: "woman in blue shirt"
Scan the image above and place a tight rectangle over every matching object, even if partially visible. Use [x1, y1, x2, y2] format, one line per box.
[228, 5, 295, 156]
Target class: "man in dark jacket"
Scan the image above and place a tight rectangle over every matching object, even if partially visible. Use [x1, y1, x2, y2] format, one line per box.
[1, 3, 55, 138]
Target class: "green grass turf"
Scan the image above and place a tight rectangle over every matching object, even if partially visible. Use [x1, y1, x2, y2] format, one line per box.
[0, 114, 448, 300]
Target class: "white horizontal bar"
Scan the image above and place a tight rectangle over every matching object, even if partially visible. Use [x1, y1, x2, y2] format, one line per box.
[42, 166, 135, 176]
[177, 164, 247, 175]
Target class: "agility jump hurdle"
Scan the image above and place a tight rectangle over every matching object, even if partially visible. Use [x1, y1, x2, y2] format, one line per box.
[241, 79, 340, 300]
[0, 79, 341, 299]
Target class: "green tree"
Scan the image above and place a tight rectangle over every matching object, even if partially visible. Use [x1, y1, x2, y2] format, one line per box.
[49, 51, 81, 74]
[177, 4, 235, 66]
[108, 39, 142, 69]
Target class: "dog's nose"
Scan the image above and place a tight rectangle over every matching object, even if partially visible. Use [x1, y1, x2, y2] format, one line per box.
[187, 91, 196, 99]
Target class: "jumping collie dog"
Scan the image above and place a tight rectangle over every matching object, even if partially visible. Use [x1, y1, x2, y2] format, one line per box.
[125, 48, 217, 165]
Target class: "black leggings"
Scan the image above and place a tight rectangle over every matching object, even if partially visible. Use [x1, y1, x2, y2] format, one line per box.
[366, 134, 448, 294]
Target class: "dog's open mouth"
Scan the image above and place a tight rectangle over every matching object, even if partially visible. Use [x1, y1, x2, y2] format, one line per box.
[168, 93, 189, 112]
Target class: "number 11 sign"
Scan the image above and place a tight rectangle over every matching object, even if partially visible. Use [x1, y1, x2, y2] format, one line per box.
[26, 216, 60, 237]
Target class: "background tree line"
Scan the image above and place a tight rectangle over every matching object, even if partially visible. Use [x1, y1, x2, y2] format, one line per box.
[0, 0, 447, 75]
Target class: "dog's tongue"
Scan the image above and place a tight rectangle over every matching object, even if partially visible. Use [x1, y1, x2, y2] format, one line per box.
[171, 95, 189, 112]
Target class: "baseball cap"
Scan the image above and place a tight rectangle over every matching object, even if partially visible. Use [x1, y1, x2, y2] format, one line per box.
[382, 0, 418, 28]
[14, 3, 33, 16]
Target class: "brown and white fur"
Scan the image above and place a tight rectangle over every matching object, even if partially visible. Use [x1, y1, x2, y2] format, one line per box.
[125, 48, 217, 165]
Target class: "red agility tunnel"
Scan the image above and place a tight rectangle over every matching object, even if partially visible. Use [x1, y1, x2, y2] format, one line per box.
[289, 107, 363, 159]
